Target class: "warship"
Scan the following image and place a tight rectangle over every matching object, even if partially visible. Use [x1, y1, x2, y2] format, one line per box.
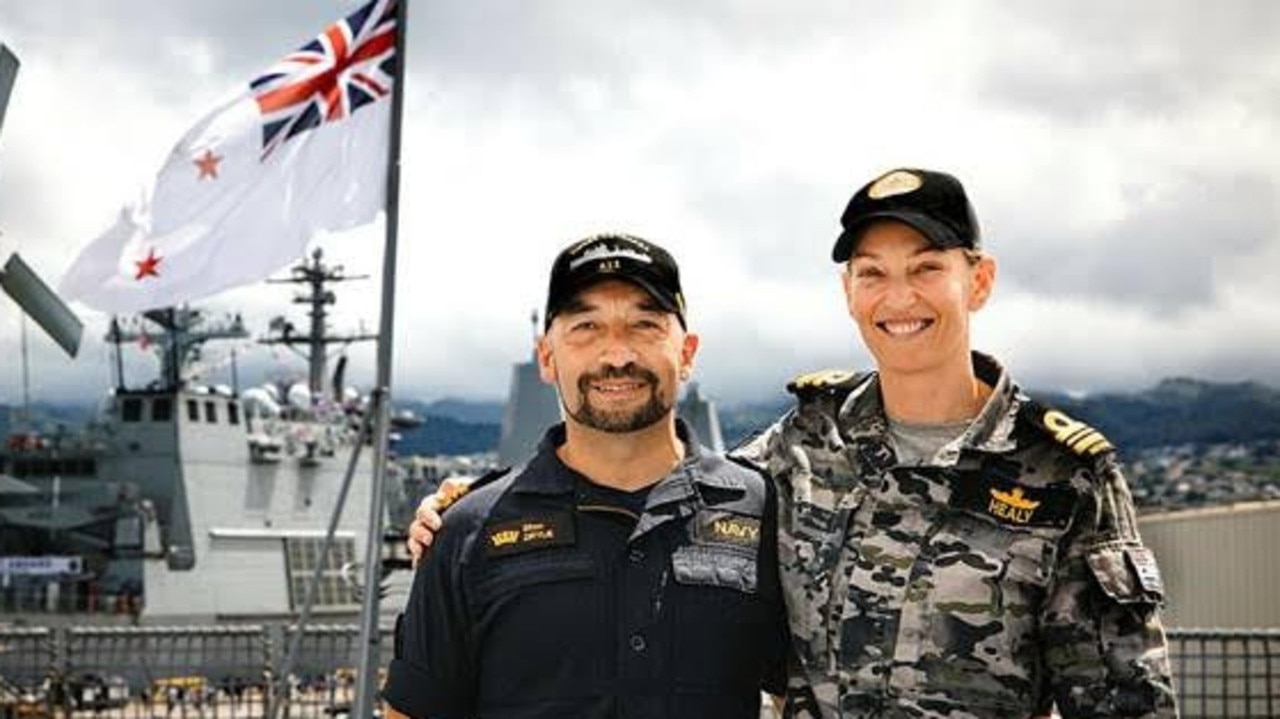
[0, 249, 420, 626]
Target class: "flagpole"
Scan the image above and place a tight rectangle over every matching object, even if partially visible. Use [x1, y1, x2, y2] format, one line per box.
[352, 0, 409, 716]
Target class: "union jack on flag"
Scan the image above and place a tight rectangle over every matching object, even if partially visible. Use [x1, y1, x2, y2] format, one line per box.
[251, 0, 397, 159]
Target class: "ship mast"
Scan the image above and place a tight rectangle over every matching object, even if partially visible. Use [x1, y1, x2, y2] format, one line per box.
[106, 307, 249, 390]
[260, 248, 377, 398]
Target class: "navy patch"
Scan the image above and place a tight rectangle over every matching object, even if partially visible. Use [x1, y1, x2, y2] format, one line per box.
[694, 511, 761, 550]
[482, 513, 575, 558]
[949, 476, 1075, 529]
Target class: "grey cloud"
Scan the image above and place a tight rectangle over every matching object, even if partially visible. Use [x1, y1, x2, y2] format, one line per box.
[686, 174, 838, 282]
[998, 172, 1278, 314]
[0, 1, 347, 105]
[0, 148, 49, 235]
[978, 1, 1280, 122]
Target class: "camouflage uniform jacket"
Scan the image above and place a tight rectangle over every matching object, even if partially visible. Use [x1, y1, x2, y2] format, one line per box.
[733, 352, 1177, 718]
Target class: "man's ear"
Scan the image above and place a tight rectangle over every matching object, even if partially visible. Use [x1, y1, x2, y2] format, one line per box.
[679, 331, 700, 379]
[536, 333, 556, 385]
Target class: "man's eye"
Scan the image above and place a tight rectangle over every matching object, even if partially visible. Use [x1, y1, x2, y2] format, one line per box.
[912, 262, 943, 275]
[569, 320, 598, 332]
[854, 266, 885, 279]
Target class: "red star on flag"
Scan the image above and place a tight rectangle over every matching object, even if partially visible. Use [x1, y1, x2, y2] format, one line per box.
[135, 248, 162, 280]
[194, 149, 222, 179]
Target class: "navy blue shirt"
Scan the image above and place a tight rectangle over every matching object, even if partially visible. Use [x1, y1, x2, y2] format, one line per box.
[385, 423, 788, 718]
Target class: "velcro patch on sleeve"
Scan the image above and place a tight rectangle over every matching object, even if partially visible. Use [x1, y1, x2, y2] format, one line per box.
[1126, 545, 1165, 596]
[483, 513, 575, 558]
[949, 476, 1075, 529]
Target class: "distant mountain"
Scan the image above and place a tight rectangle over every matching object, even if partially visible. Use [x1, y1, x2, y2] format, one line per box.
[7, 378, 1280, 458]
[392, 413, 500, 457]
[719, 398, 790, 448]
[1038, 378, 1280, 451]
[398, 398, 504, 425]
[717, 378, 1280, 453]
[0, 402, 97, 438]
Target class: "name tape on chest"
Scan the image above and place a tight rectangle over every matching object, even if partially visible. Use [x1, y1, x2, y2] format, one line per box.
[483, 513, 575, 558]
[950, 477, 1075, 529]
[694, 512, 762, 550]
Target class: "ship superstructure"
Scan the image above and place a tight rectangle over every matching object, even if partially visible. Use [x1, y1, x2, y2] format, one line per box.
[0, 250, 401, 624]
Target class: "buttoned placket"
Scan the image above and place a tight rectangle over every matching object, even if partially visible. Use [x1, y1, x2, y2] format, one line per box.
[614, 463, 703, 704]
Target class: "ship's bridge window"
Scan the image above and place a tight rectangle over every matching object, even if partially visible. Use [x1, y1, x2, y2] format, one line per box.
[204, 401, 218, 424]
[186, 399, 200, 422]
[285, 537, 358, 610]
[227, 402, 240, 426]
[152, 397, 173, 422]
[122, 398, 143, 423]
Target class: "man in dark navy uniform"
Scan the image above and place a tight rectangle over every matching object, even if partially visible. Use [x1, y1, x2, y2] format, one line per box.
[382, 233, 787, 719]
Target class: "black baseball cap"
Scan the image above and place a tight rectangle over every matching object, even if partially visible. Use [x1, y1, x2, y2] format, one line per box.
[545, 233, 687, 329]
[831, 168, 980, 262]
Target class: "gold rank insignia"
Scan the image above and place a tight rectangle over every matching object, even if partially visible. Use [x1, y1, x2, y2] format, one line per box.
[868, 169, 923, 199]
[432, 467, 512, 514]
[787, 369, 863, 396]
[483, 513, 575, 558]
[435, 478, 473, 512]
[1042, 409, 1114, 456]
[988, 486, 1041, 524]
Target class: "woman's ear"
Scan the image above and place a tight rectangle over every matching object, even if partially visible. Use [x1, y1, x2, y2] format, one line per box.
[969, 254, 997, 311]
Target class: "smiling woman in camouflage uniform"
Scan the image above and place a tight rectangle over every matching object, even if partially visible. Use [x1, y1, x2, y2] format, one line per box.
[731, 167, 1176, 718]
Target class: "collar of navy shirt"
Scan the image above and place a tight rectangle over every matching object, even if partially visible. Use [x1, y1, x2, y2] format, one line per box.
[510, 418, 747, 541]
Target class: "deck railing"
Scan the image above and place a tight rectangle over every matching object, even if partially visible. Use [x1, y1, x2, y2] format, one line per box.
[1, 625, 1277, 717]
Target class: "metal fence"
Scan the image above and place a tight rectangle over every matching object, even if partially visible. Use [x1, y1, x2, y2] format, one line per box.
[2, 625, 1277, 718]
[0, 624, 393, 718]
[1169, 629, 1280, 718]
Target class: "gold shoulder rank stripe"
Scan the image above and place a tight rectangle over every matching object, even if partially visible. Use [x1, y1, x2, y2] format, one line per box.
[1043, 409, 1114, 456]
[435, 478, 474, 512]
[987, 486, 1041, 524]
[791, 369, 856, 390]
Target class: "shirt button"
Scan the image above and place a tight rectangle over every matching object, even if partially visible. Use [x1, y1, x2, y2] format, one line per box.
[628, 549, 645, 563]
[629, 633, 647, 652]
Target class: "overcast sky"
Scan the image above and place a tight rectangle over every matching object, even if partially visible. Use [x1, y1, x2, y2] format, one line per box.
[1, 0, 1278, 407]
